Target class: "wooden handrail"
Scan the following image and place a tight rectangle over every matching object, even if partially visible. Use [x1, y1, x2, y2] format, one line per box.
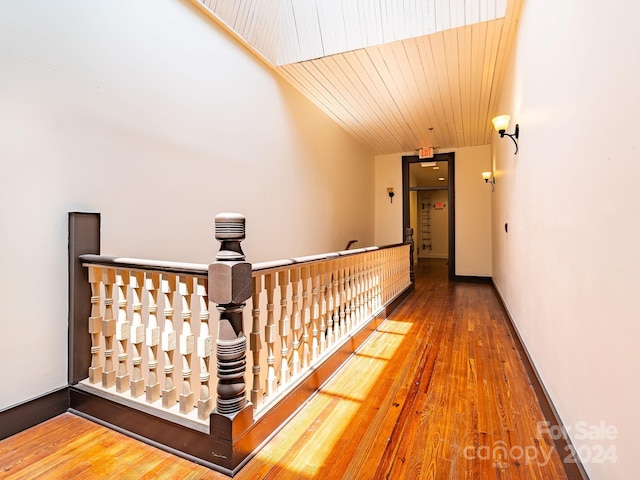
[79, 254, 208, 277]
[252, 243, 407, 274]
[80, 242, 409, 276]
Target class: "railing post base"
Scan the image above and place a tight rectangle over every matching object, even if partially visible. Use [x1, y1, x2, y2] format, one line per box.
[210, 402, 254, 441]
[209, 403, 254, 469]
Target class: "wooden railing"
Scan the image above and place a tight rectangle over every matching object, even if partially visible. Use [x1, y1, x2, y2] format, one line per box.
[81, 260, 213, 421]
[249, 243, 409, 413]
[72, 213, 412, 473]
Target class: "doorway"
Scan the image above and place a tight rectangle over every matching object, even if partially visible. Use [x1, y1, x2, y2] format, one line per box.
[402, 153, 456, 281]
[416, 189, 449, 260]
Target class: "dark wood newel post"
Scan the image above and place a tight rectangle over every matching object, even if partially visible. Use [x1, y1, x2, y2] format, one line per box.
[208, 213, 254, 468]
[69, 212, 101, 385]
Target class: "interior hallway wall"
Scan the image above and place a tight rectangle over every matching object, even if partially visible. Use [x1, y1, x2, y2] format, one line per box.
[0, 0, 375, 410]
[491, 0, 640, 478]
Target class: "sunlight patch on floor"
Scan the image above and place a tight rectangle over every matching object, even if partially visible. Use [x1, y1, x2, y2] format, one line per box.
[251, 317, 413, 475]
[376, 318, 414, 334]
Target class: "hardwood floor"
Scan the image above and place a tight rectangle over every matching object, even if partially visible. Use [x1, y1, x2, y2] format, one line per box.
[0, 259, 571, 479]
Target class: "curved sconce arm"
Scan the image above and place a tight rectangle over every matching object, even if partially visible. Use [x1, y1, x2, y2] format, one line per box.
[499, 124, 520, 154]
[492, 115, 520, 154]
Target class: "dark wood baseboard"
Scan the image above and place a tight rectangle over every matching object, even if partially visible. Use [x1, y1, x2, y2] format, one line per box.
[453, 275, 492, 283]
[491, 282, 590, 480]
[0, 387, 69, 441]
[69, 388, 232, 474]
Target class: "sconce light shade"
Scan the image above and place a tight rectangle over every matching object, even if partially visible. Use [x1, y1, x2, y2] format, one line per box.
[481, 171, 495, 192]
[492, 114, 519, 154]
[387, 187, 395, 203]
[492, 115, 511, 133]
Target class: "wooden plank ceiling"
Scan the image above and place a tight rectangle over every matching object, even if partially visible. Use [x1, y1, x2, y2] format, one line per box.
[196, 0, 522, 154]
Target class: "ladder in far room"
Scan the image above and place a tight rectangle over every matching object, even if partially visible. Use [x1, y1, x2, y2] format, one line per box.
[419, 191, 432, 257]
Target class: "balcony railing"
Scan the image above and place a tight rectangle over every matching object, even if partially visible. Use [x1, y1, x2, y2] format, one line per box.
[68, 212, 413, 475]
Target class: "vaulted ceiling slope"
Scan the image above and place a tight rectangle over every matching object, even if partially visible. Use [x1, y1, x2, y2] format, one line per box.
[194, 0, 522, 154]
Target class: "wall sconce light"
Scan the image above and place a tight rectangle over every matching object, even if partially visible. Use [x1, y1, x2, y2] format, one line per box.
[492, 114, 519, 154]
[482, 171, 495, 192]
[387, 187, 395, 203]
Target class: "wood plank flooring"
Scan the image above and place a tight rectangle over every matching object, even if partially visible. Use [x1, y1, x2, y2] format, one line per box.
[0, 259, 570, 479]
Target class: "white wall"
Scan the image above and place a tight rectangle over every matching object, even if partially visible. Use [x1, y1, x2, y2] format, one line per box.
[374, 146, 492, 275]
[492, 1, 640, 478]
[374, 153, 405, 246]
[0, 0, 375, 410]
[454, 145, 492, 275]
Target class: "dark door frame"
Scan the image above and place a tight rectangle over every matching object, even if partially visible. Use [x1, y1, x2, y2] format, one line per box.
[402, 152, 456, 281]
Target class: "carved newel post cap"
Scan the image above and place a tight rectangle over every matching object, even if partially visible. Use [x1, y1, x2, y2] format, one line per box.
[210, 213, 252, 304]
[215, 213, 246, 241]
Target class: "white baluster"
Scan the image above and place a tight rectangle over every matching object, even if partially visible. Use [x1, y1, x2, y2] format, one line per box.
[343, 260, 353, 333]
[338, 259, 347, 337]
[102, 269, 116, 388]
[88, 266, 103, 384]
[331, 260, 340, 342]
[196, 278, 213, 420]
[289, 268, 301, 376]
[349, 258, 357, 327]
[161, 274, 177, 409]
[264, 273, 277, 397]
[310, 264, 320, 360]
[319, 262, 329, 352]
[130, 271, 145, 398]
[300, 265, 311, 369]
[145, 273, 161, 403]
[178, 276, 195, 414]
[278, 270, 291, 387]
[325, 262, 335, 348]
[364, 252, 372, 316]
[115, 270, 130, 393]
[354, 257, 363, 324]
[250, 275, 263, 409]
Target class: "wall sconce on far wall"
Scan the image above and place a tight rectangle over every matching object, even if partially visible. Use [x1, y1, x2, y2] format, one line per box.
[387, 187, 395, 203]
[492, 114, 519, 154]
[482, 171, 495, 192]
